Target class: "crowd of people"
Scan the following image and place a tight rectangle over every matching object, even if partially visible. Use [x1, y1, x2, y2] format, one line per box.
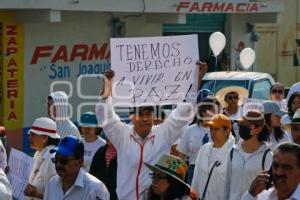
[0, 62, 300, 200]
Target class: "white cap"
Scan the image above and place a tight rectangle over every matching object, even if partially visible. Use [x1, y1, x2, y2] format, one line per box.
[29, 117, 60, 139]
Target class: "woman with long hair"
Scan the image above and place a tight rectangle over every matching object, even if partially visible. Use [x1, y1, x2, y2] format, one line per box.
[224, 110, 273, 200]
[263, 101, 291, 151]
[281, 92, 300, 134]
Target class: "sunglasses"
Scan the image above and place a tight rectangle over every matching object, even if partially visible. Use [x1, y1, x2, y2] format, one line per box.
[271, 89, 284, 95]
[51, 157, 76, 165]
[227, 94, 239, 101]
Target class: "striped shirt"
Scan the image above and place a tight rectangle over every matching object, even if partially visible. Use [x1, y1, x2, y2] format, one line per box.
[105, 144, 117, 167]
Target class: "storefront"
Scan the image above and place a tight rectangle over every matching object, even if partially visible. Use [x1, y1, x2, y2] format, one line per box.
[0, 0, 283, 152]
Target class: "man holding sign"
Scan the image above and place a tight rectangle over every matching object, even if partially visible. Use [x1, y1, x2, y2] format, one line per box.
[96, 34, 206, 200]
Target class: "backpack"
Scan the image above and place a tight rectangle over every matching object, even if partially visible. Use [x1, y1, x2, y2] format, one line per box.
[230, 148, 271, 170]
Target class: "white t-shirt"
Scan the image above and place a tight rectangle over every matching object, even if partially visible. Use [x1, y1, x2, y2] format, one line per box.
[269, 129, 291, 151]
[177, 124, 211, 165]
[83, 137, 106, 171]
[208, 147, 222, 165]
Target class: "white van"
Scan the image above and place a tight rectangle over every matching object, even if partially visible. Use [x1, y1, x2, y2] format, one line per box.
[201, 71, 275, 100]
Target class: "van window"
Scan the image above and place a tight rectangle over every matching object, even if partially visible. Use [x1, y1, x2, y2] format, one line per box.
[201, 80, 249, 94]
[251, 80, 272, 100]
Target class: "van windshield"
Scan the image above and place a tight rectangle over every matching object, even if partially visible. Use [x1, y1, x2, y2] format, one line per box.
[200, 80, 250, 94]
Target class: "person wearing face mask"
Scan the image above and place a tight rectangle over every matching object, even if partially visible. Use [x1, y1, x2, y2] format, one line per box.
[223, 110, 273, 200]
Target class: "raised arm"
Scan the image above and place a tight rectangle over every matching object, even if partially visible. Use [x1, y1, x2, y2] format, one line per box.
[96, 70, 129, 150]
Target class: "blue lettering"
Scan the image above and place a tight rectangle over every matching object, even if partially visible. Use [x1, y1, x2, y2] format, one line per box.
[49, 64, 70, 79]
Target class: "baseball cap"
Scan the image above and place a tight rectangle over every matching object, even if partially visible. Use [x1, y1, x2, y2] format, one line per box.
[79, 112, 98, 127]
[197, 89, 214, 103]
[263, 101, 286, 117]
[51, 135, 82, 157]
[206, 114, 232, 129]
[129, 106, 154, 115]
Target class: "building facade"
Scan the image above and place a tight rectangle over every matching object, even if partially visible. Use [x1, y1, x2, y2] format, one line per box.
[0, 0, 283, 151]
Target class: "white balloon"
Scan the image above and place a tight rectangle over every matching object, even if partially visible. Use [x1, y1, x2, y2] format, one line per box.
[240, 48, 256, 70]
[209, 32, 226, 56]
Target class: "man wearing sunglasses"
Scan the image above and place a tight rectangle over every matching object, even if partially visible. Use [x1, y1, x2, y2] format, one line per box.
[44, 135, 109, 200]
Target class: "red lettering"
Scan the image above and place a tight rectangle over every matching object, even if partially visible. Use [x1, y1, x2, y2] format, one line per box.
[201, 3, 213, 12]
[10, 101, 14, 109]
[213, 3, 225, 12]
[6, 25, 17, 35]
[70, 44, 89, 62]
[51, 45, 68, 63]
[7, 58, 17, 68]
[7, 80, 18, 88]
[7, 68, 17, 78]
[105, 51, 110, 59]
[7, 90, 17, 98]
[7, 111, 17, 120]
[224, 3, 234, 12]
[236, 3, 247, 12]
[6, 47, 17, 56]
[176, 2, 190, 12]
[189, 2, 200, 12]
[88, 43, 108, 60]
[249, 3, 258, 12]
[7, 37, 17, 46]
[31, 46, 53, 64]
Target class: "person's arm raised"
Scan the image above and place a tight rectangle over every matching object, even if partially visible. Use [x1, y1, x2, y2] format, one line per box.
[96, 69, 129, 150]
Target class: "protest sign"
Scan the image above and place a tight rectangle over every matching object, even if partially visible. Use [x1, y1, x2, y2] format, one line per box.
[110, 34, 199, 106]
[7, 148, 33, 200]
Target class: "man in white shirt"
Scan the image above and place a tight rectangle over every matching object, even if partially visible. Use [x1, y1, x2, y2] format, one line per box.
[242, 143, 300, 200]
[96, 63, 207, 200]
[44, 135, 109, 200]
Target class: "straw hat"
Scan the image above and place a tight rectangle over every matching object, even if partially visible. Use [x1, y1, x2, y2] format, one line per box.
[215, 86, 249, 107]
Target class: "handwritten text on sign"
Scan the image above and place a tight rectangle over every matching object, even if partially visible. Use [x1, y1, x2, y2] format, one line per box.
[7, 148, 33, 200]
[110, 35, 199, 106]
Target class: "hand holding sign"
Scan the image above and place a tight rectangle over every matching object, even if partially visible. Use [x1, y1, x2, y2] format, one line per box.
[209, 32, 226, 56]
[240, 48, 255, 70]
